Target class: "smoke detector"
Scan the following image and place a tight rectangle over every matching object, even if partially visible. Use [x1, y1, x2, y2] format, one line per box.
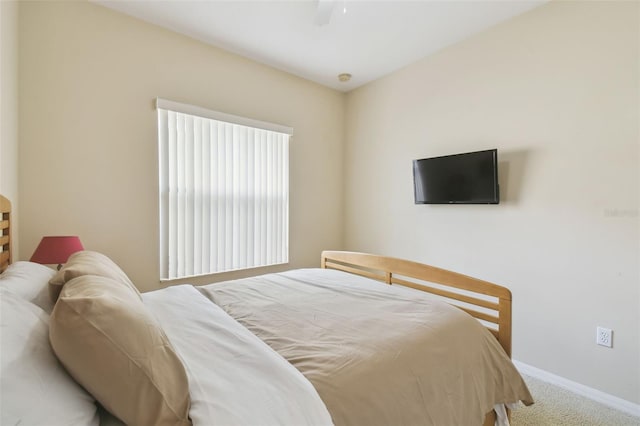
[338, 73, 352, 82]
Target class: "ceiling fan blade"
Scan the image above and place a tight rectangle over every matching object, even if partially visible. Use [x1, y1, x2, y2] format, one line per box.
[314, 0, 336, 26]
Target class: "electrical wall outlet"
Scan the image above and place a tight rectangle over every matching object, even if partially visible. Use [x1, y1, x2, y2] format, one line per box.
[596, 327, 613, 348]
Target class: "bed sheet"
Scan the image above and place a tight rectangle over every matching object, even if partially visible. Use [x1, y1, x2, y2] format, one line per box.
[141, 284, 333, 426]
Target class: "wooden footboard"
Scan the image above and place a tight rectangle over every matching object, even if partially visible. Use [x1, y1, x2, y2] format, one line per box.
[321, 250, 512, 357]
[321, 251, 513, 425]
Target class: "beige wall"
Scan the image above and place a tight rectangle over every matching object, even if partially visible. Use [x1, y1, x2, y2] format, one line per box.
[1, 0, 19, 255]
[18, 1, 345, 290]
[344, 1, 639, 404]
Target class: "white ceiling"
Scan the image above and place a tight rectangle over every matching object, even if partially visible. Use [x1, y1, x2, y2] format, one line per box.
[95, 0, 546, 92]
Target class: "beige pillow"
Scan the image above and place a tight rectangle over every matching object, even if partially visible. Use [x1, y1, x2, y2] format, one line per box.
[49, 275, 191, 426]
[49, 250, 140, 302]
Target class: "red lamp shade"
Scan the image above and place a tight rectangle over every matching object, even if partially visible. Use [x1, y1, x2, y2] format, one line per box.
[30, 236, 84, 266]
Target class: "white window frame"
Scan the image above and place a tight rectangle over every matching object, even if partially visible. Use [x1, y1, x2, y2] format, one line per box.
[156, 98, 292, 280]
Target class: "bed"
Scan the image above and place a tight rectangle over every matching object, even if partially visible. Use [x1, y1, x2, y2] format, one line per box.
[0, 194, 533, 425]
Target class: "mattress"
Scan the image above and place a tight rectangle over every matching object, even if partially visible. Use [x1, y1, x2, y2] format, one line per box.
[198, 268, 533, 426]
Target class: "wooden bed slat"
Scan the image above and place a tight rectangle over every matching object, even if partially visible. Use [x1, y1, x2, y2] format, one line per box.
[390, 276, 499, 310]
[0, 220, 8, 230]
[0, 235, 9, 246]
[323, 260, 384, 282]
[457, 306, 499, 324]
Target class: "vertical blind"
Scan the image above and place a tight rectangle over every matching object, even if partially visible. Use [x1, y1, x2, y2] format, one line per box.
[157, 99, 291, 280]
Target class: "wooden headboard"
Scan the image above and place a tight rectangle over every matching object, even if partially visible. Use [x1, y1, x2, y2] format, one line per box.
[321, 250, 512, 357]
[0, 195, 11, 273]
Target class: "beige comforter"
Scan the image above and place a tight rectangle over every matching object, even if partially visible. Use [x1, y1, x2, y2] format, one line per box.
[198, 268, 533, 426]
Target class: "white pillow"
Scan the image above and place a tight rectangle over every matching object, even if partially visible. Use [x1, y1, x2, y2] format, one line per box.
[0, 261, 56, 313]
[0, 288, 99, 426]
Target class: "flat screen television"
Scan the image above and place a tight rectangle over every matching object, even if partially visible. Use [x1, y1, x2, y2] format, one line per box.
[413, 149, 499, 204]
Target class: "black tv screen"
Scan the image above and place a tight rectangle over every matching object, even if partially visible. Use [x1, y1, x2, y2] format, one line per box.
[413, 149, 499, 204]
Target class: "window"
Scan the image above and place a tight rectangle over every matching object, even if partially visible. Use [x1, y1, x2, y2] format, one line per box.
[156, 99, 291, 280]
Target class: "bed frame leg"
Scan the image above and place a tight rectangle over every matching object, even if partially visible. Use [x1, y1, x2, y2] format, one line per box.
[483, 410, 496, 426]
[483, 407, 511, 426]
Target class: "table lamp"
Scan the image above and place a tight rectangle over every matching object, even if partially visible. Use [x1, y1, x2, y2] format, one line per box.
[30, 236, 84, 270]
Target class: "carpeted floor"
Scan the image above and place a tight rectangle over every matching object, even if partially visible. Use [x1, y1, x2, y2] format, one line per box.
[510, 375, 640, 425]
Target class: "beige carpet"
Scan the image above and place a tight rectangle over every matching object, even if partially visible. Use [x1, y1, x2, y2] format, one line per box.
[511, 375, 639, 425]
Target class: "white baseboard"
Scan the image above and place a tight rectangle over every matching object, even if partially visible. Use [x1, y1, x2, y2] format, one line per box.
[513, 360, 640, 418]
